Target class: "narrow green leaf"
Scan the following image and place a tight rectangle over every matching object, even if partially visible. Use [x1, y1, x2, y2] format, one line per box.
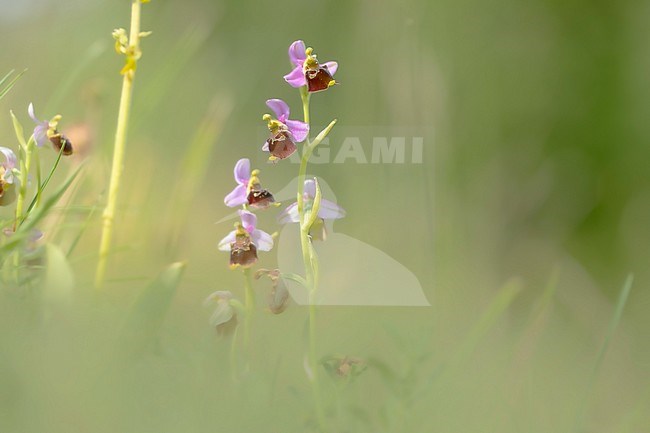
[9, 110, 27, 149]
[310, 119, 337, 150]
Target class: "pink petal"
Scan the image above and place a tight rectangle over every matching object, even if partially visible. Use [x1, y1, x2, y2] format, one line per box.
[33, 125, 48, 147]
[266, 99, 290, 122]
[288, 40, 306, 66]
[262, 140, 269, 152]
[277, 202, 299, 224]
[323, 61, 338, 76]
[218, 231, 236, 251]
[286, 119, 309, 143]
[317, 198, 346, 220]
[251, 229, 274, 251]
[224, 184, 248, 207]
[233, 158, 250, 185]
[0, 146, 17, 170]
[238, 210, 257, 233]
[28, 103, 40, 123]
[284, 66, 307, 88]
[28, 103, 48, 147]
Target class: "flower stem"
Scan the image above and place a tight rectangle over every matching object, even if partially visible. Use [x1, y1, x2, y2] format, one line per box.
[298, 87, 327, 431]
[12, 137, 35, 280]
[297, 86, 311, 216]
[14, 137, 35, 230]
[95, 0, 144, 289]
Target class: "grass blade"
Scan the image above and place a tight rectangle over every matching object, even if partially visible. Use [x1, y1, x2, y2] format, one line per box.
[0, 69, 26, 100]
[0, 69, 15, 88]
[574, 274, 634, 432]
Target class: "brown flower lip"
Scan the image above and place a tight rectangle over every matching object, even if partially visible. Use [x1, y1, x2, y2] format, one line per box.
[247, 188, 275, 210]
[266, 130, 297, 160]
[49, 132, 73, 156]
[306, 64, 336, 93]
[229, 234, 258, 269]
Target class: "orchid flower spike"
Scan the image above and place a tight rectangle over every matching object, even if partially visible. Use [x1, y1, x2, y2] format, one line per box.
[28, 103, 73, 155]
[284, 40, 338, 92]
[262, 99, 309, 161]
[278, 178, 346, 240]
[0, 147, 19, 206]
[224, 158, 276, 209]
[218, 210, 274, 269]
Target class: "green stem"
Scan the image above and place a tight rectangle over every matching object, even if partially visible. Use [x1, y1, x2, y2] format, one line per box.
[96, 0, 144, 289]
[14, 137, 35, 230]
[298, 87, 327, 431]
[297, 87, 311, 217]
[12, 137, 35, 279]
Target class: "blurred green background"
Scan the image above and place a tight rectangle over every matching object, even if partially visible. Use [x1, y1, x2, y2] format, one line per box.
[1, 0, 649, 432]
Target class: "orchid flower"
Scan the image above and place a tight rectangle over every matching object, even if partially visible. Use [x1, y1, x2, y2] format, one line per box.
[224, 158, 275, 209]
[203, 290, 239, 336]
[0, 147, 18, 206]
[218, 210, 274, 268]
[0, 147, 18, 184]
[262, 99, 309, 161]
[284, 40, 338, 92]
[28, 103, 73, 155]
[278, 178, 345, 240]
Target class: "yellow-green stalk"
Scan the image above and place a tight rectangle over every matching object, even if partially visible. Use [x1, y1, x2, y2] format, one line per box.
[96, 0, 150, 289]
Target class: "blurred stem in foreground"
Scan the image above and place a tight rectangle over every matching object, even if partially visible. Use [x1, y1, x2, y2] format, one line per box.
[96, 0, 150, 289]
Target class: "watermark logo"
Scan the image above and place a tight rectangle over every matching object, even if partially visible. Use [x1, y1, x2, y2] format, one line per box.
[255, 126, 431, 166]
